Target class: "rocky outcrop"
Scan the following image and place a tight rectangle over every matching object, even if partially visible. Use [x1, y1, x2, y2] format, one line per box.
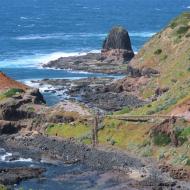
[0, 87, 47, 134]
[101, 27, 134, 63]
[0, 120, 18, 135]
[0, 167, 45, 186]
[38, 78, 145, 112]
[127, 66, 160, 77]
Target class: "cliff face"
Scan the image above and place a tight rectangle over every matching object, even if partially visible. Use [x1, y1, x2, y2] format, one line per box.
[0, 72, 28, 93]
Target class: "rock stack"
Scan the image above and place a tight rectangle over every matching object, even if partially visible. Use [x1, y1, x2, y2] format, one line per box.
[101, 26, 134, 64]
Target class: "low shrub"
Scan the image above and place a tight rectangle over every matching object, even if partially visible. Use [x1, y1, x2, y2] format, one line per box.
[140, 145, 153, 157]
[4, 88, 24, 98]
[0, 185, 7, 190]
[176, 26, 189, 35]
[153, 133, 171, 146]
[154, 49, 162, 55]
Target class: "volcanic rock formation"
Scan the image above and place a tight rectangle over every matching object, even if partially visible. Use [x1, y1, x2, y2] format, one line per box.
[101, 26, 134, 63]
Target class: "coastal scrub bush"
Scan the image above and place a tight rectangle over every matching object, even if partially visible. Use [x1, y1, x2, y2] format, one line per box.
[187, 67, 190, 72]
[4, 88, 24, 98]
[153, 133, 171, 146]
[176, 26, 189, 35]
[172, 154, 190, 166]
[140, 145, 153, 157]
[170, 22, 178, 29]
[154, 48, 162, 55]
[185, 33, 190, 38]
[0, 185, 7, 190]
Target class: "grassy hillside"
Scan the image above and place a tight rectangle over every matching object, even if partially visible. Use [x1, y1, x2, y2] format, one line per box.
[118, 12, 190, 116]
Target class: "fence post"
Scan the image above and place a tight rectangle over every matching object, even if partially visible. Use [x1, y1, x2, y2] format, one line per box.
[92, 113, 99, 147]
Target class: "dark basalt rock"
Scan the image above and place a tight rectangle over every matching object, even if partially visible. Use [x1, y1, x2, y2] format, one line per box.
[127, 65, 160, 77]
[0, 120, 18, 135]
[0, 167, 45, 186]
[101, 26, 134, 63]
[103, 26, 133, 51]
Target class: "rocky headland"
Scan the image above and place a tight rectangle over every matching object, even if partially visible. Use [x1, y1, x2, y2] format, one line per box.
[43, 26, 134, 74]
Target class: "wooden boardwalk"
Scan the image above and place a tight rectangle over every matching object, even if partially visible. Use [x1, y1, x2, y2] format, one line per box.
[110, 114, 183, 122]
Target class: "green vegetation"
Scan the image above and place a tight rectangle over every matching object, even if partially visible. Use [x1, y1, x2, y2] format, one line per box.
[27, 107, 35, 112]
[169, 12, 190, 29]
[0, 185, 7, 190]
[154, 48, 162, 55]
[153, 133, 171, 146]
[0, 88, 24, 101]
[4, 88, 24, 97]
[115, 107, 132, 115]
[46, 123, 91, 143]
[176, 25, 190, 35]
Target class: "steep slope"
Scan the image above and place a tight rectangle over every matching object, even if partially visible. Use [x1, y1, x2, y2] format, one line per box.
[0, 72, 28, 93]
[117, 12, 190, 116]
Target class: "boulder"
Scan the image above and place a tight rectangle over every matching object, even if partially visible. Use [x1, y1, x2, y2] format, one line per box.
[0, 167, 45, 185]
[101, 27, 134, 63]
[0, 120, 18, 134]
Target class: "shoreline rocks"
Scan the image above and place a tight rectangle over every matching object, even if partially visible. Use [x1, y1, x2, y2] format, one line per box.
[1, 134, 190, 189]
[0, 167, 45, 186]
[43, 26, 134, 73]
[37, 77, 146, 112]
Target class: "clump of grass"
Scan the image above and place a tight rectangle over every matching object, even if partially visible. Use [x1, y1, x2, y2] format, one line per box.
[0, 88, 24, 101]
[46, 123, 91, 140]
[115, 107, 132, 115]
[140, 145, 153, 157]
[154, 48, 162, 55]
[153, 133, 171, 146]
[4, 88, 24, 98]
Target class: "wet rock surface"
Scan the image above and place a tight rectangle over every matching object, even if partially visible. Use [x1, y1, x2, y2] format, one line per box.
[37, 77, 145, 112]
[43, 53, 130, 74]
[0, 167, 45, 186]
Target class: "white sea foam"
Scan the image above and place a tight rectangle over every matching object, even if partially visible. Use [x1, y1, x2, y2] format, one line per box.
[0, 152, 12, 161]
[12, 158, 33, 162]
[14, 33, 107, 41]
[20, 16, 28, 20]
[0, 51, 88, 68]
[14, 31, 155, 41]
[130, 32, 156, 38]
